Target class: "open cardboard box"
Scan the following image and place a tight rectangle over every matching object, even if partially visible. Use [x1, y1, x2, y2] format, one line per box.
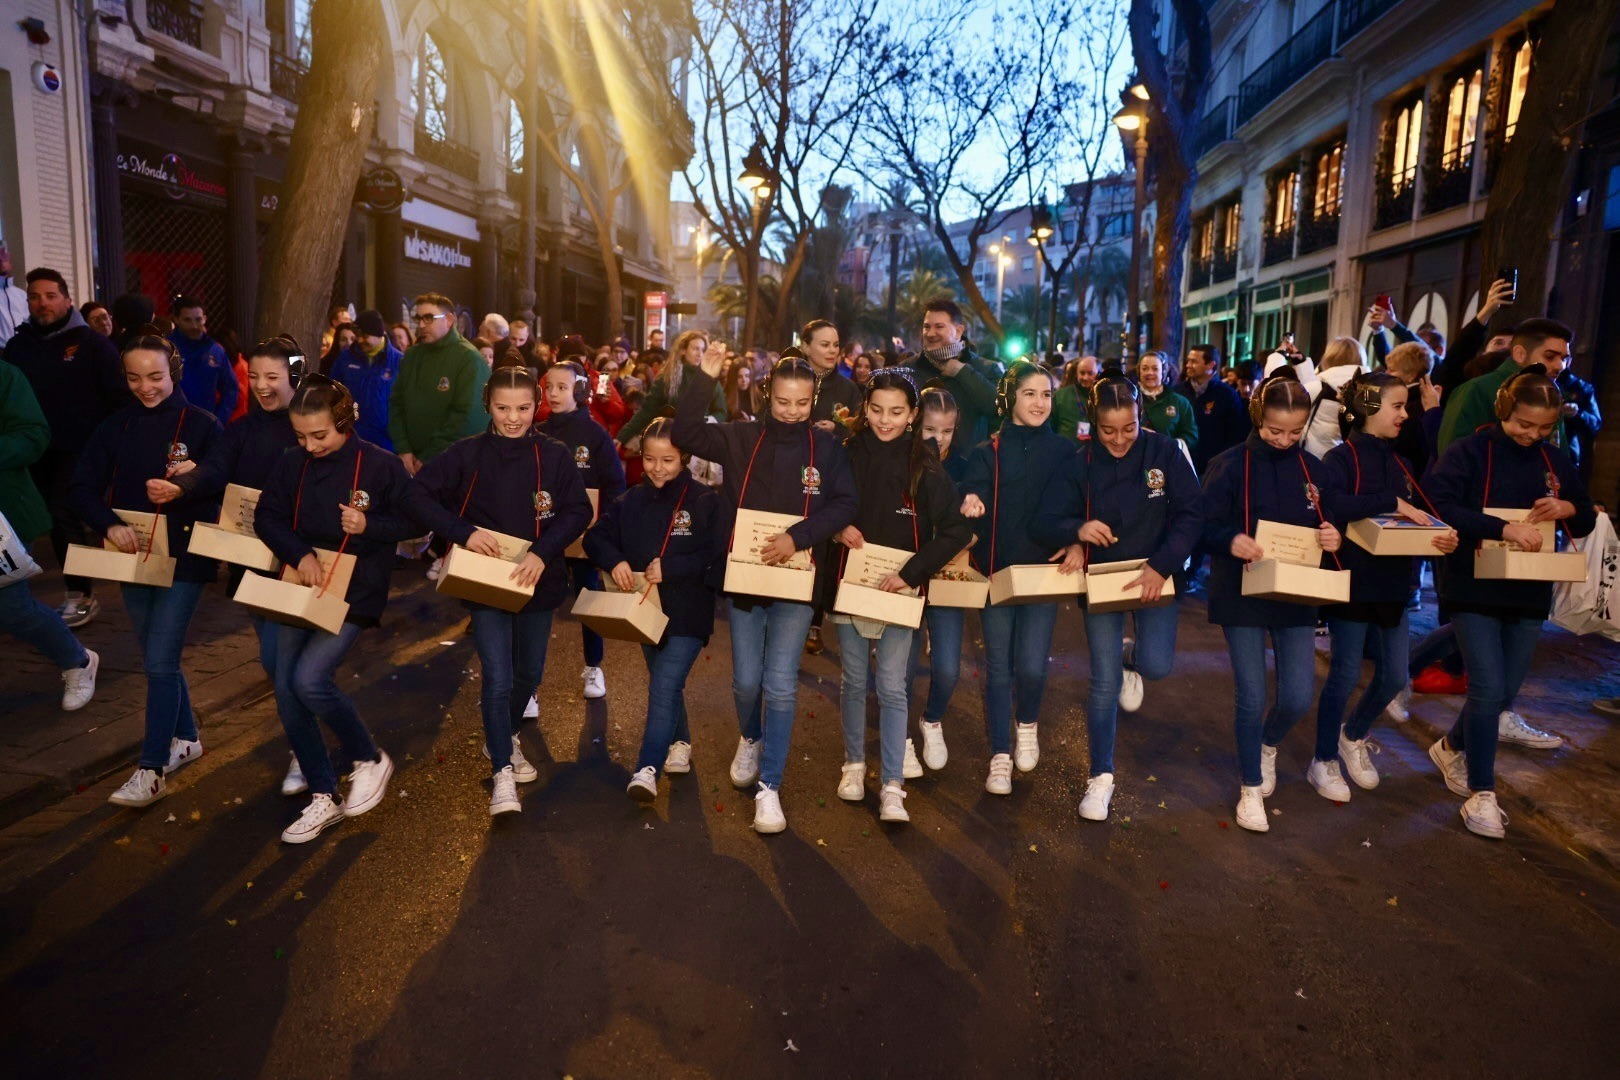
[564, 489, 601, 559]
[63, 509, 177, 587]
[1086, 558, 1176, 613]
[1348, 505, 1452, 557]
[833, 542, 924, 628]
[988, 562, 1083, 606]
[233, 546, 355, 635]
[723, 508, 815, 602]
[1241, 519, 1350, 604]
[435, 529, 536, 612]
[1475, 507, 1587, 582]
[929, 546, 989, 609]
[188, 484, 280, 571]
[571, 572, 668, 644]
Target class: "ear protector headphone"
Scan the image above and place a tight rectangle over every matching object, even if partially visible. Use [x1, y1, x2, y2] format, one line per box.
[128, 325, 183, 381]
[254, 334, 308, 387]
[1088, 372, 1140, 419]
[996, 361, 1052, 418]
[1249, 367, 1305, 426]
[1494, 362, 1551, 421]
[295, 374, 359, 432]
[554, 359, 591, 406]
[1339, 371, 1398, 433]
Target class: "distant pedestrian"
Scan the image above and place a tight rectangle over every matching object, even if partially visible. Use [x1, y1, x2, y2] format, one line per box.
[168, 296, 239, 425]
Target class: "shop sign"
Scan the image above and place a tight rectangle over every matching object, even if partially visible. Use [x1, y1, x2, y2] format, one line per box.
[404, 229, 473, 269]
[360, 167, 406, 213]
[116, 142, 228, 202]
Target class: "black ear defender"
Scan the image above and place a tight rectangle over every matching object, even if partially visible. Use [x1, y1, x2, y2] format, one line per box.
[558, 359, 591, 406]
[996, 360, 1052, 418]
[1338, 370, 1398, 436]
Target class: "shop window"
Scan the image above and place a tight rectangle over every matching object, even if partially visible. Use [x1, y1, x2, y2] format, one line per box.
[1311, 144, 1343, 219]
[292, 0, 313, 65]
[413, 33, 451, 143]
[1440, 67, 1482, 171]
[1389, 98, 1422, 195]
[1218, 200, 1241, 256]
[1504, 38, 1532, 141]
[1270, 171, 1296, 235]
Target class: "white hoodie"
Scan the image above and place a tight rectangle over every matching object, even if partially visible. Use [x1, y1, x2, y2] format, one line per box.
[1303, 364, 1362, 459]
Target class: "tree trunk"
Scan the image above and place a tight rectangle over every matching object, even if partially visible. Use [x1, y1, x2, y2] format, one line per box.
[1480, 0, 1613, 321]
[255, 0, 383, 345]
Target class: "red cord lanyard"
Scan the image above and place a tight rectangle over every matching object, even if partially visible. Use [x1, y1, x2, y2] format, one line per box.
[1243, 447, 1341, 570]
[726, 424, 815, 559]
[989, 434, 1002, 573]
[292, 444, 364, 597]
[458, 442, 547, 540]
[643, 482, 690, 605]
[106, 407, 190, 563]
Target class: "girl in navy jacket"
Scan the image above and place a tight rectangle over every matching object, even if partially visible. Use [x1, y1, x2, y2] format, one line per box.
[68, 331, 222, 809]
[584, 417, 725, 802]
[673, 349, 857, 835]
[417, 367, 593, 817]
[1198, 371, 1342, 833]
[1425, 366, 1595, 840]
[831, 371, 972, 824]
[1319, 372, 1458, 798]
[959, 362, 1077, 796]
[255, 376, 462, 843]
[538, 360, 627, 704]
[1034, 375, 1202, 822]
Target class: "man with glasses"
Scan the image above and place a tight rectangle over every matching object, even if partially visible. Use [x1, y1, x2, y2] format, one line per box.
[387, 293, 490, 478]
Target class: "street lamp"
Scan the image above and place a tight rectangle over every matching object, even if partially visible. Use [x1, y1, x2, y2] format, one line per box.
[738, 142, 775, 200]
[1113, 100, 1149, 364]
[1028, 203, 1055, 354]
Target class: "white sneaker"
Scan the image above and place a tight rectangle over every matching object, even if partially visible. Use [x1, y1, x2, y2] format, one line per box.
[1338, 728, 1379, 790]
[1119, 669, 1145, 713]
[753, 785, 786, 833]
[165, 738, 203, 775]
[343, 751, 394, 817]
[627, 765, 659, 803]
[664, 740, 693, 774]
[61, 650, 99, 711]
[523, 694, 539, 719]
[108, 767, 166, 807]
[1427, 738, 1470, 798]
[1014, 723, 1039, 772]
[1461, 790, 1507, 839]
[985, 753, 1013, 795]
[1259, 744, 1278, 797]
[426, 556, 444, 581]
[490, 766, 521, 816]
[902, 739, 924, 779]
[918, 720, 947, 770]
[1235, 785, 1269, 832]
[837, 762, 866, 802]
[1384, 687, 1411, 724]
[1498, 710, 1562, 750]
[1079, 773, 1115, 821]
[582, 666, 607, 699]
[879, 781, 909, 823]
[281, 753, 309, 796]
[282, 793, 343, 843]
[60, 592, 99, 628]
[729, 737, 762, 788]
[1307, 758, 1352, 802]
[482, 737, 538, 783]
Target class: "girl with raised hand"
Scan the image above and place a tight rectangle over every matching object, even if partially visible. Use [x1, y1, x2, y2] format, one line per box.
[69, 330, 223, 807]
[672, 345, 857, 835]
[1318, 372, 1458, 796]
[254, 376, 463, 842]
[417, 367, 593, 816]
[1034, 373, 1202, 822]
[833, 371, 972, 823]
[583, 417, 725, 802]
[958, 362, 1077, 796]
[1425, 366, 1595, 840]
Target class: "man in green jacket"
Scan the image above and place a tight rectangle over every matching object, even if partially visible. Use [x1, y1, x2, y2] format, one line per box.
[1437, 317, 1570, 452]
[0, 362, 97, 709]
[1050, 355, 1100, 441]
[388, 292, 490, 475]
[906, 299, 1004, 446]
[1137, 351, 1199, 450]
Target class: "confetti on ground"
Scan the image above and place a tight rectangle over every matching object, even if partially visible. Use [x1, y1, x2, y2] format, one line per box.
[1295, 988, 1307, 1000]
[1146, 775, 1158, 782]
[1217, 821, 1229, 830]
[642, 822, 654, 830]
[159, 844, 170, 856]
[113, 836, 131, 846]
[293, 890, 306, 901]
[1157, 801, 1167, 809]
[861, 829, 870, 838]
[816, 838, 827, 847]
[817, 797, 827, 807]
[438, 641, 455, 646]
[1159, 881, 1170, 889]
[273, 947, 286, 959]
[714, 803, 724, 812]
[1361, 838, 1372, 848]
[1387, 896, 1399, 907]
[785, 1040, 800, 1052]
[234, 797, 242, 805]
[1169, 825, 1179, 835]
[1272, 808, 1282, 816]
[189, 810, 200, 822]
[226, 919, 237, 927]
[164, 813, 177, 823]
[1121, 816, 1131, 823]
[1028, 844, 1038, 853]
[245, 881, 254, 889]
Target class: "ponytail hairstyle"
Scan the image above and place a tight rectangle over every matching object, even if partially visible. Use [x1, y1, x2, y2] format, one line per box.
[641, 416, 690, 464]
[1494, 362, 1562, 421]
[482, 363, 540, 411]
[249, 334, 308, 385]
[289, 373, 358, 432]
[1248, 366, 1312, 426]
[122, 324, 182, 381]
[1338, 370, 1401, 436]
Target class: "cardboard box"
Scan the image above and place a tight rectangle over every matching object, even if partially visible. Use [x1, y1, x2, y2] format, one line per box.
[833, 543, 924, 628]
[434, 529, 535, 612]
[723, 508, 815, 602]
[1242, 519, 1350, 604]
[987, 562, 1084, 606]
[63, 509, 177, 587]
[187, 485, 279, 571]
[1475, 507, 1587, 581]
[1085, 558, 1176, 613]
[1347, 512, 1452, 557]
[564, 489, 601, 559]
[928, 547, 990, 609]
[571, 573, 669, 644]
[233, 547, 355, 635]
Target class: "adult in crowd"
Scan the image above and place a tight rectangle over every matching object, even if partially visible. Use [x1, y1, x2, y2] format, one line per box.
[388, 322, 413, 354]
[615, 330, 727, 448]
[479, 313, 511, 361]
[319, 322, 357, 375]
[1384, 340, 1441, 477]
[79, 301, 115, 338]
[1437, 318, 1571, 452]
[1302, 336, 1367, 459]
[2, 267, 128, 628]
[331, 309, 403, 451]
[0, 241, 26, 347]
[510, 318, 535, 365]
[1555, 364, 1602, 482]
[388, 292, 491, 478]
[1176, 342, 1247, 475]
[1371, 279, 1513, 395]
[1136, 351, 1198, 450]
[110, 293, 155, 349]
[169, 296, 239, 425]
[905, 300, 1003, 447]
[647, 328, 665, 353]
[803, 319, 862, 429]
[320, 304, 350, 353]
[1051, 354, 1100, 441]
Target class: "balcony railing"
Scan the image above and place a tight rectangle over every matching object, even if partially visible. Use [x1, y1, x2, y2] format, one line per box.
[1338, 0, 1405, 45]
[1212, 248, 1238, 283]
[1236, 3, 1336, 127]
[1188, 257, 1213, 292]
[1374, 180, 1415, 231]
[1297, 212, 1341, 256]
[415, 129, 480, 181]
[1262, 230, 1296, 267]
[146, 0, 204, 49]
[1195, 96, 1236, 159]
[1424, 154, 1473, 215]
[270, 51, 307, 102]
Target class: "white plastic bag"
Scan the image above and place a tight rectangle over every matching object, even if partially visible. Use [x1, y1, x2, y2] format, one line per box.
[0, 510, 43, 588]
[1551, 512, 1620, 641]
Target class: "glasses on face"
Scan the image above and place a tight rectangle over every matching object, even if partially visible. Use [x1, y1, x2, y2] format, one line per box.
[411, 312, 447, 324]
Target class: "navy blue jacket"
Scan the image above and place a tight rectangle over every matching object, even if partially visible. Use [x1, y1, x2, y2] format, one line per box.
[1176, 377, 1248, 474]
[256, 436, 458, 626]
[415, 431, 593, 613]
[584, 471, 725, 641]
[1198, 434, 1332, 628]
[1427, 426, 1596, 620]
[538, 406, 628, 504]
[170, 332, 239, 425]
[960, 423, 1076, 573]
[173, 405, 298, 499]
[68, 391, 223, 584]
[1321, 431, 1419, 610]
[839, 427, 973, 588]
[1035, 429, 1202, 586]
[672, 368, 857, 556]
[331, 341, 402, 451]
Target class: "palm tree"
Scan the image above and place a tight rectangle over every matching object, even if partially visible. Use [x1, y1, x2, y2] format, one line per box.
[1073, 246, 1130, 354]
[884, 269, 956, 338]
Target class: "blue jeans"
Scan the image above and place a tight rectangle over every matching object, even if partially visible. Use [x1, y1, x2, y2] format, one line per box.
[907, 605, 966, 723]
[838, 621, 914, 784]
[1319, 614, 1410, 758]
[0, 579, 87, 671]
[468, 606, 555, 773]
[1223, 624, 1317, 787]
[637, 635, 704, 774]
[728, 599, 815, 789]
[1449, 611, 1542, 792]
[1082, 601, 1180, 776]
[980, 602, 1060, 754]
[1409, 622, 1460, 675]
[249, 614, 278, 680]
[274, 621, 376, 796]
[122, 582, 204, 771]
[569, 559, 604, 667]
